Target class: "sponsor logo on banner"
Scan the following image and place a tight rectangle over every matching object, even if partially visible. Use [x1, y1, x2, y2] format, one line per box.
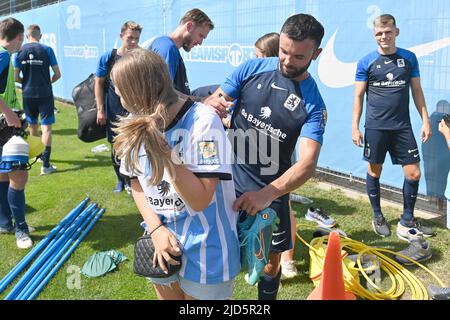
[318, 30, 450, 88]
[180, 43, 255, 67]
[64, 45, 99, 59]
[41, 33, 58, 58]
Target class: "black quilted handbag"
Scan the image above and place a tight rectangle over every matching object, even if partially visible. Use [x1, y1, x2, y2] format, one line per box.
[134, 235, 182, 278]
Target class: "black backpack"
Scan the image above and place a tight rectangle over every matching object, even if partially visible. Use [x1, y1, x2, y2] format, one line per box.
[72, 49, 117, 143]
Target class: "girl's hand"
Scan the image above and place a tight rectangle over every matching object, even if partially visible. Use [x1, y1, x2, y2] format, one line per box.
[150, 226, 181, 274]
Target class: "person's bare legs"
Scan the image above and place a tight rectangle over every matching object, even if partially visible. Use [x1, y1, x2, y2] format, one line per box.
[29, 124, 39, 137]
[40, 124, 52, 148]
[154, 282, 186, 300]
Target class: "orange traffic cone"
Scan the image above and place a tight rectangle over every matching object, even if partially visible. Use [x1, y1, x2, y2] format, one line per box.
[307, 231, 356, 300]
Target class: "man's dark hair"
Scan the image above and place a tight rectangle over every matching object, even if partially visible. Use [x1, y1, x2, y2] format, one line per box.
[27, 24, 41, 39]
[280, 14, 324, 48]
[0, 18, 24, 42]
[180, 8, 214, 30]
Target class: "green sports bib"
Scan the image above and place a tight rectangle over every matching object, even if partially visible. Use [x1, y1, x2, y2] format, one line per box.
[0, 46, 21, 110]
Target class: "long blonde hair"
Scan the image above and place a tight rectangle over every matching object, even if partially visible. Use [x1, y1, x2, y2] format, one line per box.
[112, 48, 178, 185]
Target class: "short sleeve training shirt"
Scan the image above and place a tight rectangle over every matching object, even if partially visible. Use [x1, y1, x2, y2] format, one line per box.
[355, 48, 420, 130]
[220, 57, 327, 195]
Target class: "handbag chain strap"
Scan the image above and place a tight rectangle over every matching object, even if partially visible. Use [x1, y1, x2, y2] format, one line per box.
[172, 192, 177, 236]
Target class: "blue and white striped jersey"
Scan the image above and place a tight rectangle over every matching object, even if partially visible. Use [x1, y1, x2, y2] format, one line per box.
[121, 100, 240, 284]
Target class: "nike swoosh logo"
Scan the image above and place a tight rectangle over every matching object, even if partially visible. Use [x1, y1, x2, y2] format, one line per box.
[273, 231, 286, 236]
[414, 154, 419, 158]
[318, 29, 450, 88]
[384, 60, 393, 64]
[272, 239, 286, 246]
[271, 82, 288, 91]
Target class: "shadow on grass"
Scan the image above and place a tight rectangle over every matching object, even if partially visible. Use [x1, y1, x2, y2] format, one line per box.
[48, 156, 111, 174]
[25, 204, 37, 214]
[26, 212, 141, 253]
[81, 211, 142, 251]
[291, 198, 359, 217]
[52, 128, 77, 136]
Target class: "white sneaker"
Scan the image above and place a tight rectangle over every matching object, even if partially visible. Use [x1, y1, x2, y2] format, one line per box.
[280, 260, 298, 278]
[16, 230, 33, 249]
[41, 164, 57, 175]
[396, 222, 424, 242]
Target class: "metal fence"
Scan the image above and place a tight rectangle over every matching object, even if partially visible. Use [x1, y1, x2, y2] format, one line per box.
[0, 0, 65, 16]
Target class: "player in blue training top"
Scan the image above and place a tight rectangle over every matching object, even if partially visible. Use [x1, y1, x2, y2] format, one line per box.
[148, 8, 214, 95]
[352, 14, 433, 242]
[205, 14, 327, 300]
[114, 49, 240, 300]
[14, 24, 61, 175]
[0, 18, 34, 249]
[95, 21, 142, 193]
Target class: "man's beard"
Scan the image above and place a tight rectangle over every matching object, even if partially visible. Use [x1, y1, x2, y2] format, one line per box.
[280, 59, 312, 79]
[182, 35, 194, 52]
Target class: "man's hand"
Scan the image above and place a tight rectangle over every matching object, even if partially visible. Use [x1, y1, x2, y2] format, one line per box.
[420, 119, 432, 143]
[351, 128, 363, 147]
[233, 190, 273, 216]
[203, 95, 233, 119]
[3, 108, 21, 128]
[438, 119, 450, 146]
[96, 109, 106, 126]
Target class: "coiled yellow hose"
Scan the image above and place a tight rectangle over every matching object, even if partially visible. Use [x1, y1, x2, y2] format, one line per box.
[296, 223, 446, 300]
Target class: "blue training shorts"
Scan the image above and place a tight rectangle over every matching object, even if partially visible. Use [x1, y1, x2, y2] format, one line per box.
[23, 97, 55, 125]
[363, 127, 420, 165]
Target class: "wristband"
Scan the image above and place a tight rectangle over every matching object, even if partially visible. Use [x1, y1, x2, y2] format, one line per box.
[149, 223, 164, 237]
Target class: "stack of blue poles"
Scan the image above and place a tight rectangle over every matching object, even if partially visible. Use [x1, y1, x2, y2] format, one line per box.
[0, 197, 105, 300]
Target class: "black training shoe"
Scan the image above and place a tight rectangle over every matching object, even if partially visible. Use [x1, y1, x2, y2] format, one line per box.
[372, 216, 390, 237]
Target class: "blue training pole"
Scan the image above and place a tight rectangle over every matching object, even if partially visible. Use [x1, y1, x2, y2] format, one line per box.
[0, 197, 89, 294]
[30, 203, 96, 266]
[17, 207, 100, 300]
[4, 203, 97, 300]
[27, 208, 105, 300]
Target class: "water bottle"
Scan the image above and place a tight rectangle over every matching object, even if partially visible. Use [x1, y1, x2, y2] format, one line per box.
[290, 193, 313, 205]
[91, 144, 109, 153]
